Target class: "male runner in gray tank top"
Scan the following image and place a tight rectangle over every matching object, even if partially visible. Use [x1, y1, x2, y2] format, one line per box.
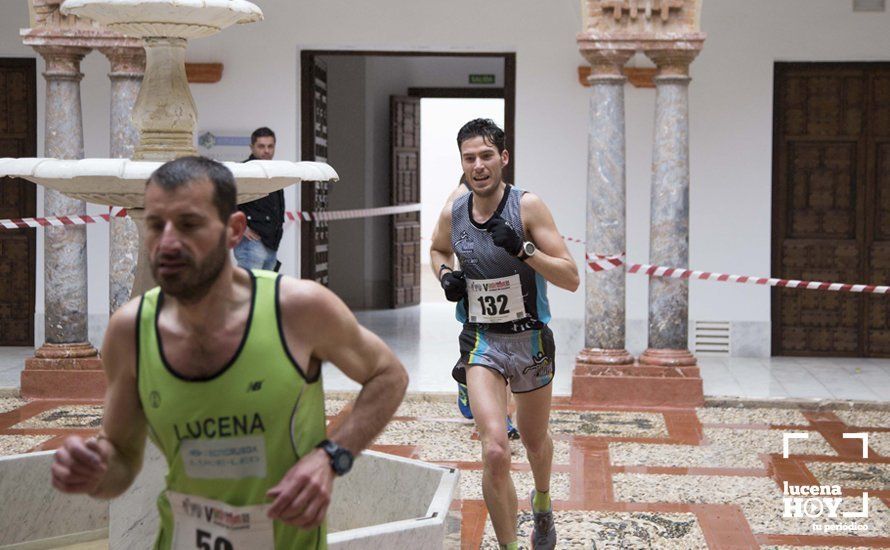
[430, 119, 579, 550]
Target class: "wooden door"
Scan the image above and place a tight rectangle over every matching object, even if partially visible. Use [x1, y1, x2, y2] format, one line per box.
[300, 56, 330, 285]
[773, 63, 890, 357]
[0, 59, 36, 346]
[390, 96, 421, 308]
[864, 67, 890, 355]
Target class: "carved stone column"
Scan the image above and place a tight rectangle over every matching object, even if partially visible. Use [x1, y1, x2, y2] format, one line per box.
[100, 45, 145, 313]
[639, 49, 700, 367]
[575, 47, 635, 367]
[571, 0, 705, 406]
[22, 45, 101, 397]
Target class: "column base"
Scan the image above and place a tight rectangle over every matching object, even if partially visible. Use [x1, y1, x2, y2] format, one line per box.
[575, 348, 634, 366]
[639, 348, 697, 366]
[571, 349, 703, 407]
[22, 343, 105, 399]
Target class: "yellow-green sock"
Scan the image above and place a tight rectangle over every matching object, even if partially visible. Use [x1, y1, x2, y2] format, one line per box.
[533, 489, 551, 513]
[499, 543, 519, 550]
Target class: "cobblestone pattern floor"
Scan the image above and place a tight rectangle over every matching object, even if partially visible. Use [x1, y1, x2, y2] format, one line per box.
[1, 397, 888, 549]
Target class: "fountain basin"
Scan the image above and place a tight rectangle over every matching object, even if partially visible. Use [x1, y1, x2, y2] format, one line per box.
[0, 445, 460, 548]
[0, 158, 338, 208]
[61, 0, 263, 38]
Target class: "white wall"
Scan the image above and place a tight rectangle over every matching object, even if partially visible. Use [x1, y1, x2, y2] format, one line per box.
[1, 0, 889, 341]
[419, 97, 505, 256]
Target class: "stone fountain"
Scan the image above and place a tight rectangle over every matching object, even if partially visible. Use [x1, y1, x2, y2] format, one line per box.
[0, 0, 337, 399]
[0, 3, 459, 549]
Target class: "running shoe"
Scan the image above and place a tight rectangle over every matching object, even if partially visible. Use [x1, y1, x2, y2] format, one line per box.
[457, 383, 473, 419]
[506, 415, 520, 440]
[529, 489, 556, 549]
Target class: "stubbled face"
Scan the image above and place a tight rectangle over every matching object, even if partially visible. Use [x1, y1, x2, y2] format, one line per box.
[459, 136, 509, 198]
[144, 179, 238, 302]
[250, 136, 276, 160]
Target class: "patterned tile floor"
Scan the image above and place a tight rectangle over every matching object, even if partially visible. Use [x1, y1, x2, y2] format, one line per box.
[1, 396, 889, 549]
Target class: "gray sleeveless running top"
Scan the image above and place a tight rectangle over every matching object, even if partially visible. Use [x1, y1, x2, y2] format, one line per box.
[451, 184, 551, 333]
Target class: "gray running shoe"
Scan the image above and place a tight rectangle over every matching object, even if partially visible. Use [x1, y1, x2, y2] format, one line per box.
[529, 489, 556, 549]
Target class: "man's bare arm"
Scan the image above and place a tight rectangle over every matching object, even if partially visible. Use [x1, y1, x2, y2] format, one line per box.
[52, 298, 148, 499]
[430, 206, 456, 279]
[429, 183, 467, 278]
[521, 193, 580, 292]
[281, 280, 407, 454]
[266, 280, 408, 528]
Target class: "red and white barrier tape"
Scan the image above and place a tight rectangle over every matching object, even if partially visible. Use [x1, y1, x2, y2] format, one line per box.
[5, 207, 885, 294]
[0, 213, 115, 229]
[626, 263, 890, 294]
[585, 252, 626, 272]
[0, 203, 421, 230]
[584, 253, 890, 295]
[285, 203, 420, 222]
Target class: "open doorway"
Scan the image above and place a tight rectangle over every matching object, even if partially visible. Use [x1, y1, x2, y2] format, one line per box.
[300, 51, 516, 310]
[418, 97, 505, 304]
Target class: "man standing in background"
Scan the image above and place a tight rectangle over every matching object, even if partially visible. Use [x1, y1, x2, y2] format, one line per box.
[234, 127, 284, 270]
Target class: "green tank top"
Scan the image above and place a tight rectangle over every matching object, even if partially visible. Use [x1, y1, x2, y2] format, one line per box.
[137, 270, 327, 550]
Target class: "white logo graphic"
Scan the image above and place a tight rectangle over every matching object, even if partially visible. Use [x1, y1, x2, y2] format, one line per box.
[781, 432, 870, 531]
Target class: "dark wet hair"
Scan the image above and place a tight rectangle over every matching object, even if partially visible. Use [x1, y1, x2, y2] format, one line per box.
[251, 126, 276, 145]
[146, 156, 237, 222]
[457, 118, 506, 154]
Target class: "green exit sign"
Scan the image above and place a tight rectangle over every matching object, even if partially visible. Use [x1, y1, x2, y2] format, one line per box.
[469, 74, 496, 85]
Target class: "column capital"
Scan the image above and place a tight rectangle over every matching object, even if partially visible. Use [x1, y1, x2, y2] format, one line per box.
[99, 45, 146, 78]
[578, 46, 635, 80]
[644, 48, 700, 78]
[32, 44, 91, 80]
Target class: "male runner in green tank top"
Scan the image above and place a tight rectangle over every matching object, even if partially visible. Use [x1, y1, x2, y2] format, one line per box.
[50, 156, 408, 549]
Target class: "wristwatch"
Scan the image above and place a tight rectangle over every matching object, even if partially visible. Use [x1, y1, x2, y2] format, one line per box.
[317, 439, 354, 476]
[518, 241, 536, 261]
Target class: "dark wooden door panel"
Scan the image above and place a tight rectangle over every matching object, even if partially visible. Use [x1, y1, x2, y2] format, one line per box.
[786, 142, 858, 239]
[390, 96, 420, 308]
[774, 63, 890, 357]
[0, 58, 36, 346]
[866, 137, 890, 355]
[300, 57, 329, 286]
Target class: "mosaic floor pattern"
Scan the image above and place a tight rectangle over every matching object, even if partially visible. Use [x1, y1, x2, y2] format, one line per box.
[1, 396, 888, 548]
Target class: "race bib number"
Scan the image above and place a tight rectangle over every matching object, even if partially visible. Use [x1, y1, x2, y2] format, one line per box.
[168, 491, 274, 550]
[467, 274, 527, 323]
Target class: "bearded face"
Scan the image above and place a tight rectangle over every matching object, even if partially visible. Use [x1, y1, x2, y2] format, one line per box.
[144, 178, 239, 302]
[150, 230, 229, 303]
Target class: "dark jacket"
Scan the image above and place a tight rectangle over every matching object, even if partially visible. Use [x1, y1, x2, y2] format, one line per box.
[238, 154, 285, 251]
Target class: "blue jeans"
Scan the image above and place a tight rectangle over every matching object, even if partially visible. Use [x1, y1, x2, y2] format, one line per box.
[234, 238, 278, 270]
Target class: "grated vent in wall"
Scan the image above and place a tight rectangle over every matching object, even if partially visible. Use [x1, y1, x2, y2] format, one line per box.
[694, 321, 731, 356]
[853, 0, 885, 12]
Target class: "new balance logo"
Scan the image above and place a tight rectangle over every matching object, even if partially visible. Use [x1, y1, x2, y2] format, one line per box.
[247, 380, 263, 392]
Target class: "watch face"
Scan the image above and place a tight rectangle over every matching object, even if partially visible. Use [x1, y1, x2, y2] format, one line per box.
[524, 242, 536, 256]
[334, 452, 352, 473]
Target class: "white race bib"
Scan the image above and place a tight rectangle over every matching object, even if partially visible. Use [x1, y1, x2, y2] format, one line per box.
[467, 274, 527, 323]
[168, 491, 274, 550]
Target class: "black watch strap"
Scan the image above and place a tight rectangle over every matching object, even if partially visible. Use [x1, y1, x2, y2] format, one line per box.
[317, 439, 353, 476]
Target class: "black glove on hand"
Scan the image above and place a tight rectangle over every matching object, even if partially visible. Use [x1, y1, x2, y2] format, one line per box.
[440, 270, 467, 302]
[485, 215, 523, 256]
